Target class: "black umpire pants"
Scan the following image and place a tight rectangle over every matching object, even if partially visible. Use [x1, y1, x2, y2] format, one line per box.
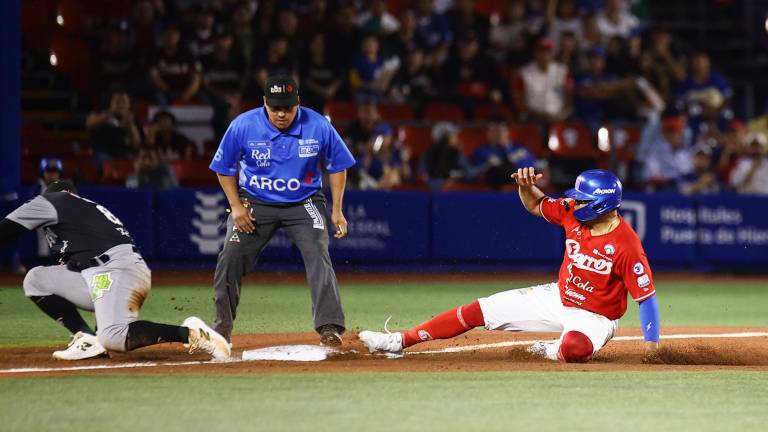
[212, 193, 345, 341]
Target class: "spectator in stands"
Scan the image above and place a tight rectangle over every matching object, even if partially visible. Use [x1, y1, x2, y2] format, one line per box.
[126, 147, 179, 190]
[383, 8, 426, 62]
[646, 26, 686, 94]
[471, 118, 538, 190]
[443, 32, 503, 118]
[522, 0, 548, 34]
[596, 0, 639, 40]
[201, 28, 247, 139]
[86, 92, 142, 170]
[633, 52, 667, 121]
[690, 89, 733, 149]
[36, 158, 63, 196]
[678, 147, 720, 195]
[513, 38, 574, 123]
[638, 113, 695, 191]
[128, 0, 163, 70]
[345, 102, 389, 155]
[186, 5, 217, 60]
[579, 13, 603, 54]
[675, 51, 732, 126]
[93, 23, 135, 99]
[729, 132, 768, 195]
[231, 0, 257, 66]
[272, 8, 300, 57]
[300, 32, 343, 114]
[414, 0, 453, 68]
[356, 124, 410, 190]
[326, 3, 360, 71]
[554, 30, 580, 72]
[149, 25, 203, 106]
[488, 0, 529, 66]
[349, 33, 398, 102]
[447, 0, 490, 48]
[546, 0, 583, 49]
[574, 47, 628, 129]
[356, 0, 400, 37]
[252, 0, 276, 48]
[389, 47, 436, 117]
[252, 35, 298, 95]
[297, 0, 330, 42]
[421, 121, 472, 190]
[603, 34, 637, 78]
[212, 0, 243, 22]
[747, 104, 768, 139]
[147, 111, 195, 160]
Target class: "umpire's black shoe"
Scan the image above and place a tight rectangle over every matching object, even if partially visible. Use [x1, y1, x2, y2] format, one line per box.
[318, 325, 343, 347]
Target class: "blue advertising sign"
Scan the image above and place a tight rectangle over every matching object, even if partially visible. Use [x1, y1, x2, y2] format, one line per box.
[329, 191, 430, 261]
[621, 193, 697, 264]
[155, 189, 294, 260]
[431, 192, 563, 261]
[696, 194, 768, 263]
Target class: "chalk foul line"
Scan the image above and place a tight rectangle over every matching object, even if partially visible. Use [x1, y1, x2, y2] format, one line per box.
[410, 331, 768, 355]
[1, 332, 766, 374]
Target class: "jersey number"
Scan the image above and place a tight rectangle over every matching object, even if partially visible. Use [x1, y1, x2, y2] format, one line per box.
[96, 205, 124, 226]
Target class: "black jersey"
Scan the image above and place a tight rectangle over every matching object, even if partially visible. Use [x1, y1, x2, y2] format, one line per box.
[6, 192, 133, 265]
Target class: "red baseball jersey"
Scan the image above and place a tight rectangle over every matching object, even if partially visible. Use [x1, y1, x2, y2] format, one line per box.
[539, 197, 656, 320]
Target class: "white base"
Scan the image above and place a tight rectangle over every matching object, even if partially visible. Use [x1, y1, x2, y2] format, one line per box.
[241, 345, 338, 362]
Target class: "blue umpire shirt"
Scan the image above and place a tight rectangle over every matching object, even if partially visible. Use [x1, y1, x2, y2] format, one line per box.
[209, 106, 356, 203]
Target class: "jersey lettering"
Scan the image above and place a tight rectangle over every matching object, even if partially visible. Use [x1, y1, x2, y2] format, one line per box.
[248, 175, 301, 191]
[565, 240, 613, 274]
[250, 148, 272, 167]
[96, 205, 124, 226]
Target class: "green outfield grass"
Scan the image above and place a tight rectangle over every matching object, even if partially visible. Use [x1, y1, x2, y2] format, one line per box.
[0, 281, 766, 347]
[1, 280, 766, 432]
[2, 372, 766, 432]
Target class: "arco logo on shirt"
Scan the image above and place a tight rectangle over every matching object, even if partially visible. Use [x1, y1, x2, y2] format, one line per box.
[565, 240, 613, 275]
[248, 175, 301, 192]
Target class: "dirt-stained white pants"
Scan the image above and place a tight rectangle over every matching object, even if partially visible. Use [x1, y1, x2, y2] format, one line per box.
[22, 244, 151, 352]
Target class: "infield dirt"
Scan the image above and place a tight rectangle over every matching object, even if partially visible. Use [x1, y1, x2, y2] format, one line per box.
[1, 327, 766, 377]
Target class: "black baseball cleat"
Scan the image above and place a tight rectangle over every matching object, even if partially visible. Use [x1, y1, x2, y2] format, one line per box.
[318, 325, 343, 347]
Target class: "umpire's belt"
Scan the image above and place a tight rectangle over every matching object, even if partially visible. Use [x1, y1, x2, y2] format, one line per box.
[67, 246, 139, 272]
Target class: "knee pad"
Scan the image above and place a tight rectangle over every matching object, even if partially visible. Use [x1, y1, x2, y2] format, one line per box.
[22, 267, 47, 297]
[558, 331, 594, 363]
[97, 324, 129, 352]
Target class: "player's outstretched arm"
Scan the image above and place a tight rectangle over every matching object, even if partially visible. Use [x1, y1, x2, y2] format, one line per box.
[639, 295, 662, 362]
[511, 166, 546, 217]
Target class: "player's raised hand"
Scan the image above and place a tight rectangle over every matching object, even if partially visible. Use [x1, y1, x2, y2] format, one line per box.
[511, 166, 543, 187]
[231, 203, 256, 234]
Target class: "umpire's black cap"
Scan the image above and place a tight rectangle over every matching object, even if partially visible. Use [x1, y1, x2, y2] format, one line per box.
[264, 75, 299, 107]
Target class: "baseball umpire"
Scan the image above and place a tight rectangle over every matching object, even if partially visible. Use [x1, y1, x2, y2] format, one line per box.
[0, 180, 230, 361]
[209, 74, 356, 346]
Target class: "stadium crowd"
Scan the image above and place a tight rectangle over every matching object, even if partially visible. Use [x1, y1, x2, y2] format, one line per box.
[25, 0, 768, 195]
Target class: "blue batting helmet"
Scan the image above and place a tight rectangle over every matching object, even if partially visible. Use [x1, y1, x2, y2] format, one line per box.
[564, 169, 622, 222]
[39, 157, 63, 175]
